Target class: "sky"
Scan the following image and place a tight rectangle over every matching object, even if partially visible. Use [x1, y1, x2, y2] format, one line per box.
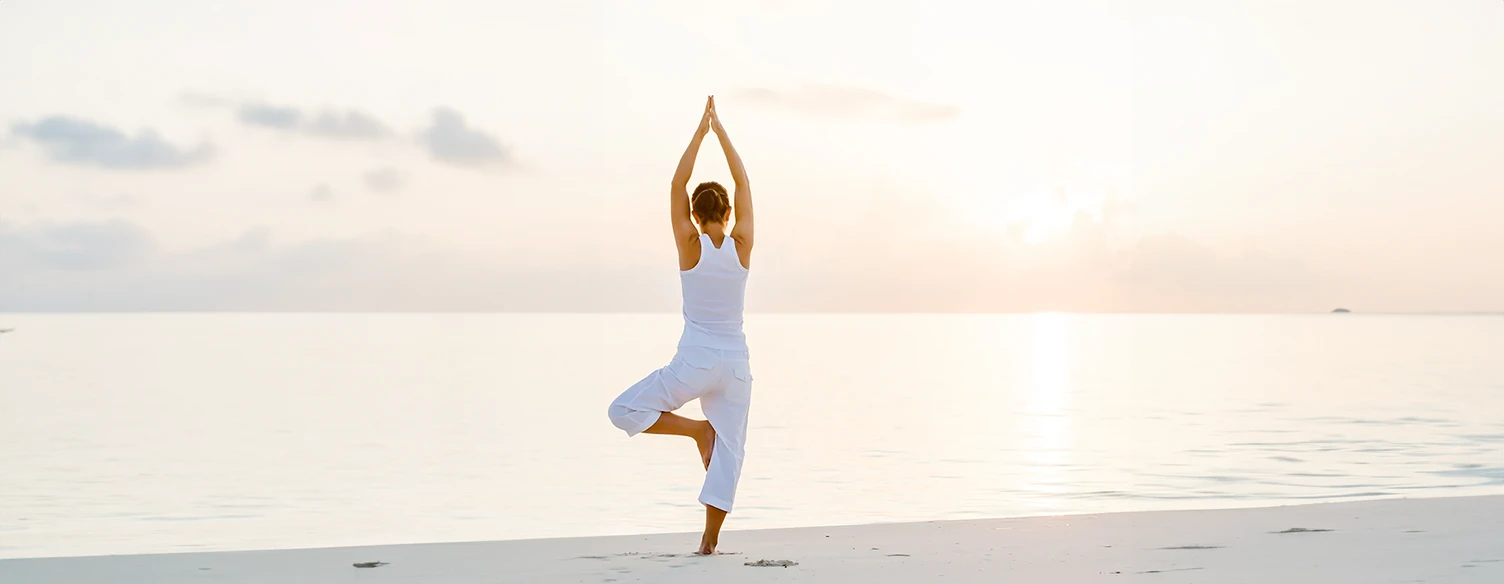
[2, 0, 1502, 312]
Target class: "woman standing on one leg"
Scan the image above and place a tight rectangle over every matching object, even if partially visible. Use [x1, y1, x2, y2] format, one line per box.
[607, 96, 755, 555]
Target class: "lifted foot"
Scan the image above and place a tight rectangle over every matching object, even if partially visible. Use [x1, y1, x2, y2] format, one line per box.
[695, 421, 716, 470]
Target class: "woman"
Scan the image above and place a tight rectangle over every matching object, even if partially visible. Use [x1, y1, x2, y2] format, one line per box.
[607, 96, 754, 556]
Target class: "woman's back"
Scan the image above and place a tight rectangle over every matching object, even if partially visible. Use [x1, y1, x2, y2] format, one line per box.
[678, 233, 749, 350]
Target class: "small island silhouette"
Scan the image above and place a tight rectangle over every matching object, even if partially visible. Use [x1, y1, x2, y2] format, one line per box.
[1331, 308, 1351, 313]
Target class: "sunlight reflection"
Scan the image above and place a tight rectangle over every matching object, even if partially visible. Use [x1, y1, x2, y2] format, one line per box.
[1022, 313, 1074, 506]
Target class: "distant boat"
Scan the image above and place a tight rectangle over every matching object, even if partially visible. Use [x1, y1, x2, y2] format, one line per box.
[0, 328, 13, 334]
[1331, 308, 1351, 313]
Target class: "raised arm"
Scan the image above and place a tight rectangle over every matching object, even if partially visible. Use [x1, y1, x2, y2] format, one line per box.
[709, 99, 753, 256]
[671, 98, 715, 245]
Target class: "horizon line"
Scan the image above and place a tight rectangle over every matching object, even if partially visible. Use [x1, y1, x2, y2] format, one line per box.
[2, 310, 1501, 316]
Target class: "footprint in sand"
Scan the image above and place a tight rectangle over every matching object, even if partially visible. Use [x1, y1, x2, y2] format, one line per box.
[1138, 567, 1205, 574]
[611, 552, 681, 561]
[745, 559, 798, 568]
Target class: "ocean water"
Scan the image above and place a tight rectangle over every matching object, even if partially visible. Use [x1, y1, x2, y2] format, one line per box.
[1, 313, 1502, 559]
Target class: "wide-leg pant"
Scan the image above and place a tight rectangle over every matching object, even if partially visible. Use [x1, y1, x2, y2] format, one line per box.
[607, 346, 753, 513]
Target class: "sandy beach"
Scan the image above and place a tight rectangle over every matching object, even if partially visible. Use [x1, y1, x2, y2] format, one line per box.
[4, 495, 1501, 583]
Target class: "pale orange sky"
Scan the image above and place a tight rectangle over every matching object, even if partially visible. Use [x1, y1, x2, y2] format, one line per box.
[2, 0, 1501, 312]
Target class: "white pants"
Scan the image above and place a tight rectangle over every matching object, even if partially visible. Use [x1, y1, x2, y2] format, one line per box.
[608, 346, 753, 513]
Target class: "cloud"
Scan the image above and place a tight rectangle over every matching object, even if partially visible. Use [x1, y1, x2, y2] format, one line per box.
[1114, 234, 1318, 312]
[0, 219, 157, 271]
[739, 85, 959, 123]
[745, 198, 1329, 313]
[10, 116, 213, 170]
[0, 221, 675, 312]
[0, 215, 1324, 313]
[308, 184, 334, 202]
[362, 167, 403, 193]
[236, 102, 393, 140]
[183, 95, 506, 161]
[238, 103, 302, 129]
[4, 207, 1490, 312]
[418, 107, 510, 167]
[305, 110, 392, 140]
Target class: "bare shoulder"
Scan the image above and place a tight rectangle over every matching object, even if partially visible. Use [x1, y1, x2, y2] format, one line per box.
[677, 232, 703, 271]
[732, 233, 753, 270]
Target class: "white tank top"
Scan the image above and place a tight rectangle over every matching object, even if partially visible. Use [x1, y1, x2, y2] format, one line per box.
[678, 233, 749, 350]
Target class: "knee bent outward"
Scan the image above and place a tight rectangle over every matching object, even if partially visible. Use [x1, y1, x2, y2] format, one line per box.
[608, 402, 659, 436]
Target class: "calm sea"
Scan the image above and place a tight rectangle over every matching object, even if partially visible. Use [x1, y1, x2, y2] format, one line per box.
[2, 313, 1502, 559]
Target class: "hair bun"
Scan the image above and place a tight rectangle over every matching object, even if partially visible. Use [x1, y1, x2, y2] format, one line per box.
[690, 181, 731, 224]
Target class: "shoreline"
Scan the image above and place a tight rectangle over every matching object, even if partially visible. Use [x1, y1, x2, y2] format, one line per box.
[4, 494, 1502, 583]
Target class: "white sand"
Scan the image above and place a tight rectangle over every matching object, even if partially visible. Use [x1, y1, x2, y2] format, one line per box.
[4, 495, 1502, 583]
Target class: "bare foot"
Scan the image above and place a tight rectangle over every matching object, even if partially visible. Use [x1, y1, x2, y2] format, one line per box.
[695, 421, 715, 470]
[697, 533, 718, 555]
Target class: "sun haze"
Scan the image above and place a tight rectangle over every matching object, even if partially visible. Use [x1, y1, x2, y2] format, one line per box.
[1, 0, 1501, 313]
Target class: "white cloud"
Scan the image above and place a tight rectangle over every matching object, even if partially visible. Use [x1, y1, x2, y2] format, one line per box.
[0, 216, 1344, 313]
[0, 220, 674, 312]
[10, 116, 213, 170]
[0, 219, 158, 271]
[236, 102, 393, 140]
[418, 107, 511, 167]
[362, 167, 403, 193]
